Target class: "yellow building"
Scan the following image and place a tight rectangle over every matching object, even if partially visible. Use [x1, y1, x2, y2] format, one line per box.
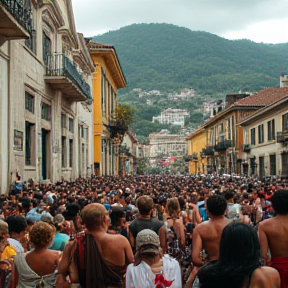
[87, 41, 127, 176]
[186, 127, 206, 174]
[203, 108, 238, 175]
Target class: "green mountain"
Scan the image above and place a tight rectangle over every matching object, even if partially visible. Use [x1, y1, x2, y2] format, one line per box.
[92, 23, 287, 95]
[92, 23, 288, 138]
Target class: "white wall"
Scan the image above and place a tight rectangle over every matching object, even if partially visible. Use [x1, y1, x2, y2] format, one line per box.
[0, 42, 9, 193]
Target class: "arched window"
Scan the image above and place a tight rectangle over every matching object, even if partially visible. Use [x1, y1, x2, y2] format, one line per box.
[42, 31, 51, 63]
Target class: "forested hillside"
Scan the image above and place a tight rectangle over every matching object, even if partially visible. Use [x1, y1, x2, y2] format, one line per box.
[92, 23, 287, 95]
[92, 23, 288, 138]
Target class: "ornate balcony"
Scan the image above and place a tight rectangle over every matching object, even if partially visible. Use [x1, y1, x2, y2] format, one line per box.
[214, 139, 232, 151]
[104, 118, 128, 141]
[277, 131, 288, 143]
[202, 146, 214, 156]
[44, 53, 92, 102]
[0, 0, 31, 42]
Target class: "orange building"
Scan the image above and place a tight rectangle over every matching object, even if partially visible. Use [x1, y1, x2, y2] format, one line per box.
[87, 41, 127, 176]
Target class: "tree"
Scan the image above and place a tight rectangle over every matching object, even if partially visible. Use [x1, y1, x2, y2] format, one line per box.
[136, 158, 147, 175]
[116, 104, 135, 127]
[108, 104, 136, 141]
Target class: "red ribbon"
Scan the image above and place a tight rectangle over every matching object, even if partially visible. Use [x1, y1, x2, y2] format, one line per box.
[155, 274, 174, 287]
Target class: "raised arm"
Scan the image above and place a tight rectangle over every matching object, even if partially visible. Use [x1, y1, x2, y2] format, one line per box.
[192, 205, 202, 224]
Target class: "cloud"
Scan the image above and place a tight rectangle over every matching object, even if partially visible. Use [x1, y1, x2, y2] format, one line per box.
[71, 0, 288, 43]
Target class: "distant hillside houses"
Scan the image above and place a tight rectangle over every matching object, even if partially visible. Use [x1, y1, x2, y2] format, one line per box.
[203, 99, 225, 117]
[152, 108, 190, 127]
[138, 89, 162, 98]
[203, 93, 253, 119]
[168, 88, 196, 101]
[146, 99, 153, 106]
[149, 132, 187, 158]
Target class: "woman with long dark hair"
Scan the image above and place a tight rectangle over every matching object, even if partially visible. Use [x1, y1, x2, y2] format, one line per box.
[197, 221, 280, 288]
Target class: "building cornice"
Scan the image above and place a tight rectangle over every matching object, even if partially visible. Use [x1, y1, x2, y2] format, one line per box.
[87, 41, 127, 89]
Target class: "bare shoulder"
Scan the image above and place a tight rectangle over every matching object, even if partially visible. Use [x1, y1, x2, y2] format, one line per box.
[258, 218, 274, 230]
[195, 220, 209, 229]
[49, 249, 62, 259]
[105, 233, 130, 246]
[224, 219, 232, 225]
[174, 218, 183, 226]
[250, 267, 280, 288]
[193, 220, 210, 235]
[259, 217, 274, 226]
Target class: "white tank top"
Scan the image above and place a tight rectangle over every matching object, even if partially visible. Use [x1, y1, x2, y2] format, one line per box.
[14, 252, 57, 288]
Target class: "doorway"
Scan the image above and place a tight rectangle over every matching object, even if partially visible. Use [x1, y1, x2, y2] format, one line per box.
[41, 129, 49, 180]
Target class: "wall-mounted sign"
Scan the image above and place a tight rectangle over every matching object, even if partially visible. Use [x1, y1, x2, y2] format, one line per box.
[14, 130, 23, 151]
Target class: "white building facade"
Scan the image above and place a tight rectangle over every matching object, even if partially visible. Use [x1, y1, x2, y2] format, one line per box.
[152, 108, 190, 127]
[149, 133, 187, 158]
[240, 96, 288, 179]
[0, 0, 94, 193]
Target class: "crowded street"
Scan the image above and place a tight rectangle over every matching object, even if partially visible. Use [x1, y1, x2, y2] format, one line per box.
[1, 0, 288, 287]
[0, 174, 287, 287]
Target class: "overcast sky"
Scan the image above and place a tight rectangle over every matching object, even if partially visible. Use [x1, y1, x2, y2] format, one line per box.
[71, 0, 288, 44]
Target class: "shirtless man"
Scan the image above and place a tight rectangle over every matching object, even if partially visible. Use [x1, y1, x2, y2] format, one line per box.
[258, 190, 288, 288]
[56, 203, 133, 288]
[192, 194, 230, 266]
[184, 195, 230, 287]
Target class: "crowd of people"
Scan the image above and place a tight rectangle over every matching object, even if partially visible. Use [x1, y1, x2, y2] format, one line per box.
[0, 173, 287, 288]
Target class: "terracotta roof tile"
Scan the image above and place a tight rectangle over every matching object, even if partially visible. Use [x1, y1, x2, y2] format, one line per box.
[86, 41, 114, 50]
[235, 87, 288, 107]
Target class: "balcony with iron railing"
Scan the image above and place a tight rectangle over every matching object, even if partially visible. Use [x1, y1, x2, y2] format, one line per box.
[0, 0, 31, 42]
[202, 146, 214, 156]
[44, 53, 92, 102]
[277, 131, 288, 143]
[214, 139, 232, 151]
